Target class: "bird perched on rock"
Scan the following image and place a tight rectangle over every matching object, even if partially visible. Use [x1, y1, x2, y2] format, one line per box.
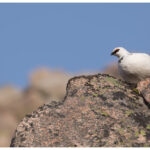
[111, 47, 150, 84]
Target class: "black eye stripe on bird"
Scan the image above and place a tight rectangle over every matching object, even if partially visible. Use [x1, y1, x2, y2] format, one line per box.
[114, 49, 120, 53]
[111, 48, 120, 55]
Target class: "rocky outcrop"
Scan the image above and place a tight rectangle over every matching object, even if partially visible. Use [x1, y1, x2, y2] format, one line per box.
[137, 78, 150, 105]
[10, 74, 150, 147]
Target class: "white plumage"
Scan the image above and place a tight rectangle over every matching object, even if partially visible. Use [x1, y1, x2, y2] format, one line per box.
[111, 47, 150, 84]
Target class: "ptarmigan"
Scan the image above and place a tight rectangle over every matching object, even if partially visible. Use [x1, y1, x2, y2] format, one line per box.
[111, 47, 150, 84]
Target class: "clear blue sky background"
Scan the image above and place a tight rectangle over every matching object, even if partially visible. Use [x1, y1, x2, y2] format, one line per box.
[0, 3, 150, 88]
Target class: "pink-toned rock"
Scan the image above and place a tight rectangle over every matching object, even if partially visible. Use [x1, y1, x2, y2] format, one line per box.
[0, 68, 72, 147]
[10, 74, 150, 147]
[137, 78, 150, 104]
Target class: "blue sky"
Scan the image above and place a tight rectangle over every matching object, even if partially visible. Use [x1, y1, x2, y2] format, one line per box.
[0, 3, 150, 87]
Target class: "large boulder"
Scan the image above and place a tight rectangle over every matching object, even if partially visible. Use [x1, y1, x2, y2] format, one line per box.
[10, 74, 150, 147]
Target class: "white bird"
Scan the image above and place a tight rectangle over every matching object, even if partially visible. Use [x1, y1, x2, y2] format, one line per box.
[111, 47, 150, 84]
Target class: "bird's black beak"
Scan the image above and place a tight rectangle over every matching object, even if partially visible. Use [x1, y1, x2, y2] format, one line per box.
[111, 52, 115, 56]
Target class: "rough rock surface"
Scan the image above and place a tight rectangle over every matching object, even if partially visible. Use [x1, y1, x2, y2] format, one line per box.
[10, 74, 150, 147]
[137, 78, 150, 105]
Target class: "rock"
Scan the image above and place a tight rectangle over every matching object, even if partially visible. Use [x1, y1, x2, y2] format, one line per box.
[0, 112, 18, 147]
[0, 85, 22, 105]
[10, 74, 150, 147]
[137, 78, 150, 105]
[0, 68, 72, 147]
[0, 85, 23, 147]
[29, 68, 71, 101]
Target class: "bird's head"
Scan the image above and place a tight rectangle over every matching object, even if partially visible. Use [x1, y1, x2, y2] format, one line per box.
[111, 47, 129, 58]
